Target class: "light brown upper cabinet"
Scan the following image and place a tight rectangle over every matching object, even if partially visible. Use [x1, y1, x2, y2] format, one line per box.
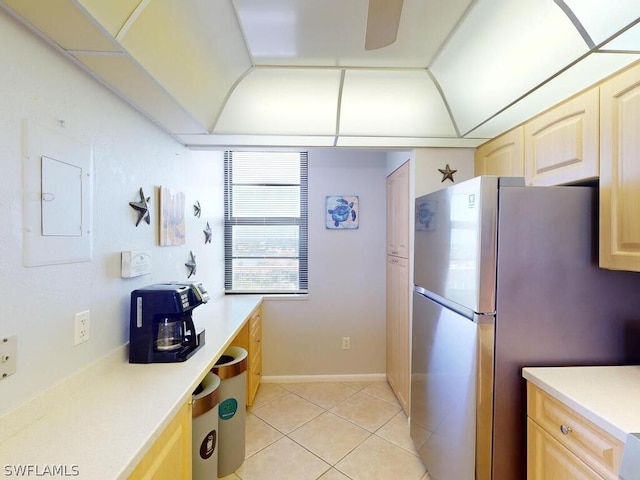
[599, 63, 640, 271]
[524, 87, 599, 186]
[386, 161, 410, 259]
[474, 127, 524, 177]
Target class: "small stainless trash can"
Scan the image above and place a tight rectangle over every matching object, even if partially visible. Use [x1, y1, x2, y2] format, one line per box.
[211, 346, 248, 478]
[192, 372, 220, 480]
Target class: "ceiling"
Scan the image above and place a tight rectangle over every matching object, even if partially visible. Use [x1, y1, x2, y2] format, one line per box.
[2, 0, 640, 149]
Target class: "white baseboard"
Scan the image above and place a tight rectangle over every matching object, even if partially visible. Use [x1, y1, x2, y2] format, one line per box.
[261, 373, 387, 384]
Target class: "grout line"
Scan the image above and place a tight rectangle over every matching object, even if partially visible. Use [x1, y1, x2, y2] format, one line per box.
[240, 381, 423, 479]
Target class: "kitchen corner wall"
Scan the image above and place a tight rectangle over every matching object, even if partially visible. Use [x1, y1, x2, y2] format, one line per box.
[262, 150, 388, 377]
[0, 11, 224, 417]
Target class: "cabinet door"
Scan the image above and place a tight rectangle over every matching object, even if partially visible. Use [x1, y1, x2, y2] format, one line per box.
[525, 87, 599, 186]
[600, 63, 640, 271]
[128, 402, 192, 480]
[387, 161, 409, 258]
[386, 255, 410, 414]
[231, 305, 263, 407]
[247, 307, 262, 406]
[474, 127, 524, 177]
[527, 383, 623, 479]
[528, 418, 603, 480]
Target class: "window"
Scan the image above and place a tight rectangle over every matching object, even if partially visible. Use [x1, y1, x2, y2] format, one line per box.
[224, 151, 308, 293]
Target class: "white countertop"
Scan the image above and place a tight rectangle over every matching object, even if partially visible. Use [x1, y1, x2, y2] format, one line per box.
[0, 295, 262, 480]
[522, 365, 640, 443]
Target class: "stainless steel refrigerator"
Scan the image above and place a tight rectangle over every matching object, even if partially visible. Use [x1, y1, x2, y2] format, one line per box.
[410, 176, 640, 480]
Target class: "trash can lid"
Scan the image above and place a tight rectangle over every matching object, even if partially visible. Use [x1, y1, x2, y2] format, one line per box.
[211, 346, 248, 379]
[192, 372, 221, 418]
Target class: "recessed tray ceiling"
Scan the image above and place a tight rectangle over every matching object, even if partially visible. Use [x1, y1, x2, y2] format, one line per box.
[1, 0, 640, 148]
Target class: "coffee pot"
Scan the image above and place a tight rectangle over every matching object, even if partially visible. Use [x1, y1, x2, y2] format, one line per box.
[129, 283, 208, 363]
[155, 317, 184, 351]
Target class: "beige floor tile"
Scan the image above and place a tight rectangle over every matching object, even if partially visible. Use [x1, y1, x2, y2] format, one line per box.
[245, 413, 283, 457]
[330, 391, 400, 432]
[293, 382, 358, 409]
[236, 437, 330, 480]
[318, 468, 352, 480]
[251, 392, 324, 434]
[289, 411, 370, 465]
[335, 435, 427, 480]
[250, 383, 289, 410]
[362, 381, 400, 406]
[277, 382, 307, 392]
[375, 410, 417, 453]
[341, 381, 371, 391]
[218, 474, 240, 480]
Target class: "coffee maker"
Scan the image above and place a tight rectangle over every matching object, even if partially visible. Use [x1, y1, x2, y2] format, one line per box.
[129, 282, 209, 363]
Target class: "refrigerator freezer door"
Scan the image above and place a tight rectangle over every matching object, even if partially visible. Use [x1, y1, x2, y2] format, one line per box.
[410, 289, 494, 480]
[414, 176, 520, 314]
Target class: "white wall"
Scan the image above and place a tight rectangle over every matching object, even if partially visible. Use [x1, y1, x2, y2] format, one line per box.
[0, 12, 225, 416]
[262, 149, 388, 377]
[414, 147, 475, 197]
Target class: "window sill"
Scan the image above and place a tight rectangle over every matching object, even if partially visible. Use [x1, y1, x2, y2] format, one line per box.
[261, 293, 309, 301]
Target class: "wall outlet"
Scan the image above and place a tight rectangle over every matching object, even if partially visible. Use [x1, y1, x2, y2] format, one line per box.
[342, 336, 351, 350]
[74, 310, 90, 346]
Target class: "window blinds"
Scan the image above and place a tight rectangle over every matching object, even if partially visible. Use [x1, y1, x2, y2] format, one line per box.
[224, 151, 308, 293]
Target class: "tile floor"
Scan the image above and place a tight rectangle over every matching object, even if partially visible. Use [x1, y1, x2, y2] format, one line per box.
[219, 381, 431, 480]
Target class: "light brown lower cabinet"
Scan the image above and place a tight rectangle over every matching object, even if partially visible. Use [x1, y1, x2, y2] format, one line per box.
[526, 383, 623, 480]
[386, 255, 409, 415]
[128, 401, 192, 480]
[230, 304, 263, 407]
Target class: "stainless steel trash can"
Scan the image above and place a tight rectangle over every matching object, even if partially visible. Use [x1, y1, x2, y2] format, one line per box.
[192, 372, 220, 480]
[211, 346, 248, 478]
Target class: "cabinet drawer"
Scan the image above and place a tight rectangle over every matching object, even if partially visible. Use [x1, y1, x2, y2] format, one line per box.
[250, 317, 261, 350]
[528, 418, 603, 480]
[250, 309, 261, 333]
[527, 383, 623, 480]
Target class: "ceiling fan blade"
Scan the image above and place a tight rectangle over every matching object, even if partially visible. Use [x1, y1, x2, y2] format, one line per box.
[365, 0, 404, 50]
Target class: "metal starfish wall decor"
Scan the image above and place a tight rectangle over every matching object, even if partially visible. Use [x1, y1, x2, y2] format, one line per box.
[193, 200, 201, 218]
[129, 188, 151, 226]
[185, 250, 197, 278]
[438, 164, 457, 183]
[203, 222, 212, 244]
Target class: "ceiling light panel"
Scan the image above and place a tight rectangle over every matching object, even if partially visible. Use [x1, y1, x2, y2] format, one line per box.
[563, 0, 640, 46]
[431, 0, 588, 136]
[76, 0, 140, 38]
[466, 52, 640, 139]
[179, 134, 336, 147]
[119, 0, 252, 130]
[234, 0, 473, 68]
[336, 136, 484, 148]
[1, 0, 120, 52]
[73, 53, 208, 134]
[339, 70, 456, 137]
[601, 23, 640, 52]
[214, 68, 341, 135]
